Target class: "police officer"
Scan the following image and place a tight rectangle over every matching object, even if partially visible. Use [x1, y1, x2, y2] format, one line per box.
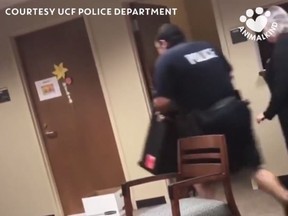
[153, 23, 288, 213]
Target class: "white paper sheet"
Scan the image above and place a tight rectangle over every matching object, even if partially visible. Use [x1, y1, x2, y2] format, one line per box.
[35, 76, 62, 101]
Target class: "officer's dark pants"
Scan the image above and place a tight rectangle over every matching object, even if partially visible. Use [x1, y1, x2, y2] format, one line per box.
[202, 101, 262, 173]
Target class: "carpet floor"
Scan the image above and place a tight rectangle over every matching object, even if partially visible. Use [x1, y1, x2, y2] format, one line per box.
[215, 170, 285, 216]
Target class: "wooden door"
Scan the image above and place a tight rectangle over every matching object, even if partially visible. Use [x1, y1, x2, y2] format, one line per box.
[15, 18, 125, 215]
[126, 2, 170, 101]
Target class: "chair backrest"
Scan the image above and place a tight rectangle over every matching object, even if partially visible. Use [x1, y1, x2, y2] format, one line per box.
[178, 135, 229, 178]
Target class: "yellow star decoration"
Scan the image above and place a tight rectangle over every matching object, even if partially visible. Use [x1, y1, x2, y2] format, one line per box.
[52, 63, 68, 80]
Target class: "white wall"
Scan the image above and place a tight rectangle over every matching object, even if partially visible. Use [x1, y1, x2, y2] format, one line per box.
[0, 0, 193, 215]
[213, 0, 288, 175]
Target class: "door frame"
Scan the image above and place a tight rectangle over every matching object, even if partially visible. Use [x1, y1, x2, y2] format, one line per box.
[122, 1, 155, 116]
[10, 15, 129, 215]
[122, 1, 173, 206]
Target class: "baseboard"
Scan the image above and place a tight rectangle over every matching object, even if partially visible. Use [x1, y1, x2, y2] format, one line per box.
[136, 196, 166, 209]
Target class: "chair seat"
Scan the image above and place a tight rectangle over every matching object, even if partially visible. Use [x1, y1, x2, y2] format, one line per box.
[134, 197, 231, 216]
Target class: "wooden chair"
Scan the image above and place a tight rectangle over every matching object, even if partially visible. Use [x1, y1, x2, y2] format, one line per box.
[122, 135, 241, 216]
[169, 135, 241, 216]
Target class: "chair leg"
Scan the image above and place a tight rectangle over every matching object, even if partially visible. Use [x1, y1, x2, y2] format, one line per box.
[223, 180, 241, 216]
[171, 199, 181, 216]
[123, 194, 134, 216]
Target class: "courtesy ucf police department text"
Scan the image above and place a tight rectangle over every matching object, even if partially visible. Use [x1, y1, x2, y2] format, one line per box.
[5, 7, 178, 16]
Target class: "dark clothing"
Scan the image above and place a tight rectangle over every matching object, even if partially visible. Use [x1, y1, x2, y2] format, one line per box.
[264, 33, 288, 147]
[154, 42, 235, 111]
[279, 110, 288, 148]
[154, 41, 262, 172]
[203, 100, 261, 173]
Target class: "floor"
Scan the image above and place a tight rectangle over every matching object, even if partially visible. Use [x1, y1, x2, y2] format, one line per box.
[216, 170, 285, 216]
[70, 170, 286, 216]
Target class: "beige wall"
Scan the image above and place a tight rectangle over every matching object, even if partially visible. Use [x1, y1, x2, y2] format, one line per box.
[184, 0, 221, 48]
[0, 0, 193, 215]
[136, 0, 192, 39]
[213, 0, 288, 175]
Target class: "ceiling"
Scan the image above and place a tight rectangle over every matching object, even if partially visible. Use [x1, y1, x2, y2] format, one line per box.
[0, 0, 30, 9]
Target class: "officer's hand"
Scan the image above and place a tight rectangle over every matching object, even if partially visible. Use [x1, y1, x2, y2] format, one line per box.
[256, 113, 265, 124]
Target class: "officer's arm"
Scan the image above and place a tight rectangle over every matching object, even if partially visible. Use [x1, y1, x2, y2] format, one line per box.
[221, 54, 233, 79]
[153, 57, 175, 113]
[214, 46, 233, 79]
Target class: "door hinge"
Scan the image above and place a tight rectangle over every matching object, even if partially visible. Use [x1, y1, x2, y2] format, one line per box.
[132, 19, 139, 32]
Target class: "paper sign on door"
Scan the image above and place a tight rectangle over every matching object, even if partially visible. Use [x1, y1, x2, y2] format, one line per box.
[35, 76, 62, 101]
